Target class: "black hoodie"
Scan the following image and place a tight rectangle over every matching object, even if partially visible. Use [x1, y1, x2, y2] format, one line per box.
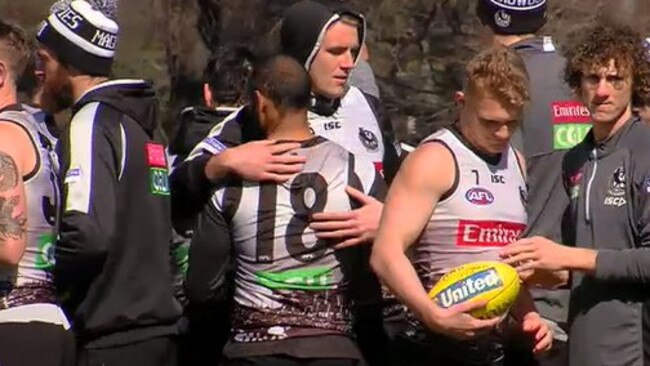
[281, 0, 366, 70]
[56, 79, 181, 348]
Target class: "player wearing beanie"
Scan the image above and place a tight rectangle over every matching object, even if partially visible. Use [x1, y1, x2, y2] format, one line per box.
[37, 1, 181, 365]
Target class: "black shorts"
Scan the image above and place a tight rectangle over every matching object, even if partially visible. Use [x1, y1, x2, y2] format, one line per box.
[222, 355, 360, 366]
[388, 333, 504, 366]
[76, 336, 177, 366]
[0, 321, 75, 366]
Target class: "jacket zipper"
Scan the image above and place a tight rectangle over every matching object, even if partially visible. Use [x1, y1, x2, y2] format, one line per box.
[585, 148, 598, 223]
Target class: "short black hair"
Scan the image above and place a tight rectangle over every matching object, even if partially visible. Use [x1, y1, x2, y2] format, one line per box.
[248, 54, 311, 111]
[203, 46, 255, 105]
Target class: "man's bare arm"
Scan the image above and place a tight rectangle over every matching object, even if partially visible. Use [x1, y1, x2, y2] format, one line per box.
[371, 142, 499, 339]
[0, 123, 32, 265]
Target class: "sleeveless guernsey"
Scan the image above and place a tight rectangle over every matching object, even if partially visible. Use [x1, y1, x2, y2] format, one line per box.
[0, 107, 59, 309]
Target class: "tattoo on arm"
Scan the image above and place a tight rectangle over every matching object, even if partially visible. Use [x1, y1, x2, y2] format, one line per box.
[0, 152, 19, 192]
[0, 151, 25, 241]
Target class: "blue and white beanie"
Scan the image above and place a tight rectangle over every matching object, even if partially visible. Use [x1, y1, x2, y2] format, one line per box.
[37, 0, 118, 76]
[477, 0, 547, 35]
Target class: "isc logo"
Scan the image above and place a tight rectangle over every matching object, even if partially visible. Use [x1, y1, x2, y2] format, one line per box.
[465, 187, 494, 205]
[435, 269, 502, 308]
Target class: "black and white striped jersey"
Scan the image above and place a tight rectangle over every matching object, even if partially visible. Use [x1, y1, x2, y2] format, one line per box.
[187, 136, 385, 343]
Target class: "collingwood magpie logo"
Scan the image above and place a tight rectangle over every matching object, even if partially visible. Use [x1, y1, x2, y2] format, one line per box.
[494, 10, 511, 28]
[608, 166, 626, 196]
[604, 166, 627, 207]
[358, 128, 379, 152]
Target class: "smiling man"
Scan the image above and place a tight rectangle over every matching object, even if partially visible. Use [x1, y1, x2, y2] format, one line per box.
[501, 21, 650, 366]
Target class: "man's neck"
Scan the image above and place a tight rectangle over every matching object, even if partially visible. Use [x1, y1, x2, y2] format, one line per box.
[493, 33, 535, 47]
[0, 86, 18, 111]
[266, 111, 313, 141]
[71, 75, 110, 102]
[592, 106, 633, 142]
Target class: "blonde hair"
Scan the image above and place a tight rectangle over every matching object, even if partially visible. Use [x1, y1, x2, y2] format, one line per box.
[465, 46, 530, 110]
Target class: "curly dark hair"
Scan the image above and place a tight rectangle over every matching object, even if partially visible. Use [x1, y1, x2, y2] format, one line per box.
[563, 20, 650, 107]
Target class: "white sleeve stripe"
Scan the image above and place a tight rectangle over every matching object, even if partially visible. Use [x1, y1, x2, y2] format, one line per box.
[186, 107, 243, 161]
[118, 123, 126, 181]
[65, 103, 98, 213]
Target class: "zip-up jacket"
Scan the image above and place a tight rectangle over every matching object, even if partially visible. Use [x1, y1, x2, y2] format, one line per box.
[56, 79, 181, 347]
[563, 117, 650, 366]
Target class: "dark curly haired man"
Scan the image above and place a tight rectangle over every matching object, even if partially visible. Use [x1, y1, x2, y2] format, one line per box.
[500, 20, 650, 366]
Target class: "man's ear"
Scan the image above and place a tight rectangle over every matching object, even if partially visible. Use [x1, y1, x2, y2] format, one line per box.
[0, 61, 7, 90]
[254, 90, 266, 112]
[203, 83, 214, 108]
[454, 91, 465, 106]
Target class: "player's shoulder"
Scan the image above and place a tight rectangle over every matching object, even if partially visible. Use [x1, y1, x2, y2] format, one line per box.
[414, 129, 456, 164]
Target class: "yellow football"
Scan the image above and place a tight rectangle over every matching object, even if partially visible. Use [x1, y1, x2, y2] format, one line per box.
[428, 261, 520, 319]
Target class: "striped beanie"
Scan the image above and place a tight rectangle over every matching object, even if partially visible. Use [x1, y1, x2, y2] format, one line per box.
[477, 0, 547, 35]
[37, 0, 118, 76]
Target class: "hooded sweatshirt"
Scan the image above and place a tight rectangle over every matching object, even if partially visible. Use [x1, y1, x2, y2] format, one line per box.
[56, 79, 181, 348]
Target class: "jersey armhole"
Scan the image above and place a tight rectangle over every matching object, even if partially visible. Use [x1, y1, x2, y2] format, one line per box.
[0, 120, 41, 182]
[422, 139, 459, 203]
[512, 147, 526, 182]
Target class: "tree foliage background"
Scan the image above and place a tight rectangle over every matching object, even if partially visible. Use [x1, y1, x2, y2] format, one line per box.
[1, 0, 649, 143]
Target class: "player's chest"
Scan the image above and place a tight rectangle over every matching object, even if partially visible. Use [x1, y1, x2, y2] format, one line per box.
[308, 111, 384, 161]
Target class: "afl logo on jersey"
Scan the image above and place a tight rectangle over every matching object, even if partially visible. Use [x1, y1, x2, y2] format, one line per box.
[358, 128, 379, 152]
[466, 187, 495, 206]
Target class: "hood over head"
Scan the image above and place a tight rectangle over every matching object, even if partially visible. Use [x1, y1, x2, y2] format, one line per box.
[280, 0, 366, 71]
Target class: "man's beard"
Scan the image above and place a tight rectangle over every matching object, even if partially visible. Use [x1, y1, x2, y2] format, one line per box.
[40, 77, 74, 114]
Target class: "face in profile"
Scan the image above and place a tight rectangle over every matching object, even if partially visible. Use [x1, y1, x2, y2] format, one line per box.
[309, 20, 359, 100]
[36, 47, 74, 114]
[579, 59, 633, 125]
[458, 92, 522, 155]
